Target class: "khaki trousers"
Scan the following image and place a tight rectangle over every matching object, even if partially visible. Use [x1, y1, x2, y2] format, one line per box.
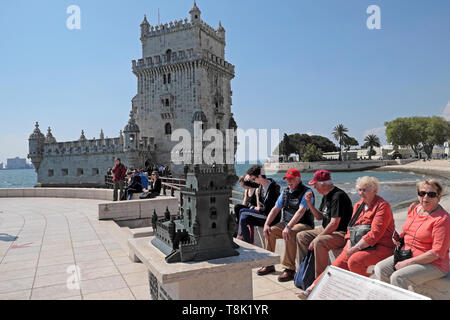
[374, 255, 448, 290]
[296, 227, 346, 278]
[265, 222, 312, 271]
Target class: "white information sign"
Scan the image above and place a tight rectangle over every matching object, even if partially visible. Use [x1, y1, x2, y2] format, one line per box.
[308, 266, 430, 300]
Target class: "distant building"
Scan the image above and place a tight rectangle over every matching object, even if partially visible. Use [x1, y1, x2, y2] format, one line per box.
[6, 157, 30, 169]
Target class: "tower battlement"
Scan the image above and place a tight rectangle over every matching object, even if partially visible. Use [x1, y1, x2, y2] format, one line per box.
[132, 49, 234, 76]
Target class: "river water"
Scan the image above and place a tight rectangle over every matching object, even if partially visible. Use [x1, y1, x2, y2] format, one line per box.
[0, 165, 442, 208]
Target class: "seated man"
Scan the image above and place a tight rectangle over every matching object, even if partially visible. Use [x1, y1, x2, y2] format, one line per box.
[123, 170, 143, 200]
[237, 165, 281, 244]
[257, 168, 315, 282]
[296, 170, 353, 278]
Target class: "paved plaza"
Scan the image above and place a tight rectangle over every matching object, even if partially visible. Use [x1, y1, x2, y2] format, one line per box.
[0, 198, 299, 300]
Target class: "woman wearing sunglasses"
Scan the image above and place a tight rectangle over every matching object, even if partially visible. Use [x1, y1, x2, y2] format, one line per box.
[374, 179, 450, 290]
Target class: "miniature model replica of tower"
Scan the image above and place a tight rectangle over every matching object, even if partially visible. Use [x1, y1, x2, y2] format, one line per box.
[151, 164, 238, 263]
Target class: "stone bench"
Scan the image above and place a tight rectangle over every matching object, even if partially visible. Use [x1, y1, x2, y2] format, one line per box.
[98, 196, 178, 228]
[413, 272, 450, 300]
[253, 226, 449, 299]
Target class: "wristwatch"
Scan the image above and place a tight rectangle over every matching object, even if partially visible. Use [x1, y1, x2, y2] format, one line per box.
[355, 243, 362, 250]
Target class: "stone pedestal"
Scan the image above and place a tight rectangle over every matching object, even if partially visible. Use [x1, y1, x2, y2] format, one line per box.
[128, 237, 280, 300]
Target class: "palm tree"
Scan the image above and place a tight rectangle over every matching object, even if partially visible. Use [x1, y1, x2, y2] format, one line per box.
[362, 134, 381, 160]
[332, 124, 349, 161]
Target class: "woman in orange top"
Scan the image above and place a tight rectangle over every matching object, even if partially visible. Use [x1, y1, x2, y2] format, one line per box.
[374, 179, 449, 290]
[298, 176, 395, 298]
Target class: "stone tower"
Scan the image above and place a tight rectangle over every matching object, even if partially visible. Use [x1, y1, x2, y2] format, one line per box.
[131, 2, 237, 176]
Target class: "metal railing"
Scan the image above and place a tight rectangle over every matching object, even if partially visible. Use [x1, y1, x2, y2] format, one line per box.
[105, 174, 244, 208]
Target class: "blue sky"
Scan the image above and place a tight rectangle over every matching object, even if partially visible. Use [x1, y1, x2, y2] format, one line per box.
[1, 0, 449, 164]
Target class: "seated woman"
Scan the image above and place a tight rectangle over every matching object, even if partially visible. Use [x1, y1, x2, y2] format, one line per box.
[140, 171, 162, 199]
[298, 176, 395, 298]
[374, 179, 449, 290]
[234, 175, 259, 225]
[237, 167, 281, 244]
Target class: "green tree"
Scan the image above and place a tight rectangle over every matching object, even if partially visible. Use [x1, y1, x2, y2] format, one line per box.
[276, 133, 337, 159]
[385, 117, 421, 156]
[385, 116, 450, 159]
[280, 133, 295, 157]
[310, 135, 339, 153]
[332, 124, 349, 161]
[302, 144, 323, 162]
[362, 134, 381, 160]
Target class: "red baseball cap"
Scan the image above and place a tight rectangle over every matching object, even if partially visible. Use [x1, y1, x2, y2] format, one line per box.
[308, 170, 331, 185]
[283, 168, 301, 180]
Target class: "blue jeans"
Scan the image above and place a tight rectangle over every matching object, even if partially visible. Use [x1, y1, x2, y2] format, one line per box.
[238, 208, 267, 243]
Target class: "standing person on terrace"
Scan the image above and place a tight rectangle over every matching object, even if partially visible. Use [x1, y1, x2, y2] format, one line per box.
[257, 168, 315, 282]
[112, 157, 127, 201]
[297, 170, 354, 278]
[236, 165, 281, 244]
[374, 179, 450, 290]
[298, 176, 396, 298]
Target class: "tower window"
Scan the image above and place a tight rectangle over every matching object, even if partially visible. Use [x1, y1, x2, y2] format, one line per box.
[163, 74, 166, 84]
[62, 169, 68, 176]
[48, 169, 54, 177]
[165, 123, 172, 135]
[165, 99, 170, 107]
[168, 73, 171, 84]
[92, 168, 99, 176]
[210, 197, 216, 204]
[211, 222, 216, 229]
[77, 168, 84, 176]
[216, 123, 220, 130]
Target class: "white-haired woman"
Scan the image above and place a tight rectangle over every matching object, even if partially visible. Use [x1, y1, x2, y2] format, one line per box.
[299, 176, 396, 298]
[374, 179, 449, 290]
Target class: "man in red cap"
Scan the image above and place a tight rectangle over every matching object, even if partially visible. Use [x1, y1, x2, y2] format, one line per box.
[296, 169, 353, 278]
[256, 168, 315, 282]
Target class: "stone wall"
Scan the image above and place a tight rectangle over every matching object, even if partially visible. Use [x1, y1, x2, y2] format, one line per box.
[264, 159, 418, 173]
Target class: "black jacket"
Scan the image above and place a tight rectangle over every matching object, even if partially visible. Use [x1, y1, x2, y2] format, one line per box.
[149, 178, 161, 194]
[257, 178, 281, 216]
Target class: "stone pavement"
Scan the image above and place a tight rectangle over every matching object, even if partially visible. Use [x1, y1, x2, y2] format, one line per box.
[2, 196, 448, 300]
[0, 198, 149, 300]
[0, 197, 299, 300]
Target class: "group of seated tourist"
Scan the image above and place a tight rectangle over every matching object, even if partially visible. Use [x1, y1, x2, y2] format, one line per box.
[121, 169, 162, 201]
[234, 165, 450, 298]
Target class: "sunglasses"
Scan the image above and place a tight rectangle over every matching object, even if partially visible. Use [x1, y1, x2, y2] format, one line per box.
[418, 191, 438, 198]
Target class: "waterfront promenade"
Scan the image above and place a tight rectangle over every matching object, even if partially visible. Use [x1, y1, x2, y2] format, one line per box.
[1, 195, 448, 300]
[1, 160, 449, 300]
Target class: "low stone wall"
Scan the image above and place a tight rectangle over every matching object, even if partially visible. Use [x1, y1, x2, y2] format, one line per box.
[0, 188, 113, 200]
[98, 196, 178, 222]
[264, 159, 418, 173]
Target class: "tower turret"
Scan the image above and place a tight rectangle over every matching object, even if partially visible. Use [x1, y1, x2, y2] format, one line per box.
[140, 14, 150, 38]
[123, 111, 140, 150]
[45, 127, 57, 144]
[189, 1, 201, 24]
[28, 122, 45, 171]
[79, 130, 86, 141]
[216, 21, 225, 40]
